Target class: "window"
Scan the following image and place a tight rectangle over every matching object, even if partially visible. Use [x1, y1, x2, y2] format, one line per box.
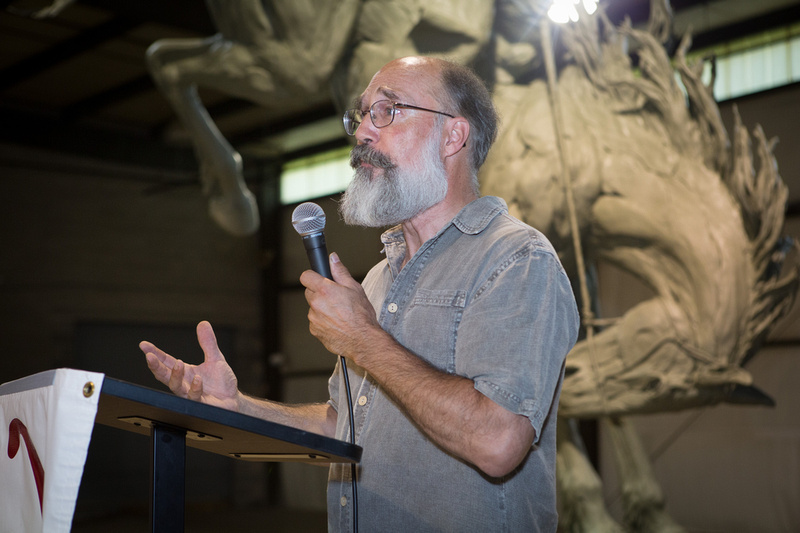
[690, 23, 800, 101]
[280, 146, 352, 205]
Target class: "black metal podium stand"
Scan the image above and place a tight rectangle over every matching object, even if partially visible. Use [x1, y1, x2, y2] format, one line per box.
[95, 377, 361, 533]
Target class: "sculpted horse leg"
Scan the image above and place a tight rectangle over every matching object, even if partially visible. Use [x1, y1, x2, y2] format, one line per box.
[557, 413, 687, 532]
[146, 35, 268, 235]
[603, 417, 686, 533]
[146, 0, 362, 234]
[557, 417, 625, 533]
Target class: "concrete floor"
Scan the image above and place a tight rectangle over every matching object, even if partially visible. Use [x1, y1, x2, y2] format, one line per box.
[71, 504, 328, 533]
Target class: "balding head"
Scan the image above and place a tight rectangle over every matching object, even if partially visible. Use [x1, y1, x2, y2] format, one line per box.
[376, 57, 498, 180]
[435, 59, 498, 174]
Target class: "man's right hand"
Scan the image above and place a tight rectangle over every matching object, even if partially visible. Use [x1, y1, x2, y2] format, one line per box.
[139, 320, 240, 412]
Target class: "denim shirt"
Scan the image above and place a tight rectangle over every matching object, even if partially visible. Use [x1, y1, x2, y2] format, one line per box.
[327, 196, 579, 533]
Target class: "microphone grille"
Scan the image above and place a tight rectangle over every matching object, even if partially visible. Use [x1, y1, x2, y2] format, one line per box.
[291, 202, 326, 236]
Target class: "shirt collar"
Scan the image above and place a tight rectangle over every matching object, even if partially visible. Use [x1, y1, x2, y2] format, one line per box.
[380, 195, 509, 248]
[450, 195, 508, 235]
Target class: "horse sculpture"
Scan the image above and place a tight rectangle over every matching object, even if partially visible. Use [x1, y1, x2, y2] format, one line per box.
[481, 3, 798, 529]
[145, 1, 797, 530]
[28, 0, 795, 530]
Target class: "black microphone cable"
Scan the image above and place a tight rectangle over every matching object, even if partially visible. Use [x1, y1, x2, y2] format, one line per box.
[340, 355, 358, 533]
[291, 202, 358, 533]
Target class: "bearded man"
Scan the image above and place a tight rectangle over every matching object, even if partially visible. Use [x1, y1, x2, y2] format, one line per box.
[141, 56, 579, 532]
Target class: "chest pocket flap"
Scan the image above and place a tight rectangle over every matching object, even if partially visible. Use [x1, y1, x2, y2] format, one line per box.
[411, 288, 467, 308]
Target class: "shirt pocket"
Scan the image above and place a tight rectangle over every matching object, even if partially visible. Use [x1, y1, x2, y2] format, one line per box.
[400, 288, 467, 373]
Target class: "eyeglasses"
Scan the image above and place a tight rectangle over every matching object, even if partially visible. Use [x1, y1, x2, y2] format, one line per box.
[343, 99, 454, 136]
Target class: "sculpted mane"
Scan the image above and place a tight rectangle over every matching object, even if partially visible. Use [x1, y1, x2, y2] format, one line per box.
[481, 5, 798, 417]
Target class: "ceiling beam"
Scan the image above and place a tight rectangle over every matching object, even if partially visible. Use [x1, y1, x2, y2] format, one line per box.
[0, 16, 139, 93]
[604, 0, 651, 25]
[0, 104, 196, 171]
[146, 97, 258, 139]
[81, 0, 215, 34]
[691, 3, 800, 50]
[61, 75, 156, 122]
[231, 103, 339, 146]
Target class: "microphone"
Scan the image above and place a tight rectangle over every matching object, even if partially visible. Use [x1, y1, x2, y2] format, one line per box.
[291, 202, 359, 531]
[291, 202, 332, 280]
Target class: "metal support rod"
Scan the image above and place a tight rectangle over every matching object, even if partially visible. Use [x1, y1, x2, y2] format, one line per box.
[540, 16, 610, 416]
[149, 423, 186, 533]
[540, 17, 595, 341]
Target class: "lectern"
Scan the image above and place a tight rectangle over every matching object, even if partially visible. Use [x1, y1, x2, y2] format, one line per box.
[96, 377, 361, 533]
[0, 370, 360, 533]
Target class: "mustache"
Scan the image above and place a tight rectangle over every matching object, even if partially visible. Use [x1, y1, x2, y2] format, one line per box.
[350, 144, 395, 170]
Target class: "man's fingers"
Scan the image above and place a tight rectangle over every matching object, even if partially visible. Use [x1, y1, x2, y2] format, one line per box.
[144, 350, 173, 384]
[299, 268, 325, 291]
[140, 341, 175, 373]
[141, 337, 205, 402]
[187, 374, 203, 401]
[196, 321, 224, 363]
[300, 254, 358, 297]
[144, 351, 162, 372]
[140, 340, 170, 360]
[330, 253, 358, 288]
[168, 359, 188, 397]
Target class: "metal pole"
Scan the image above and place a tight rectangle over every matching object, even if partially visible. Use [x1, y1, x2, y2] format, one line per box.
[149, 423, 186, 533]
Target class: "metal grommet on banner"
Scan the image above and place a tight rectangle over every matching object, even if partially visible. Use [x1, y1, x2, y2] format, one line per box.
[83, 381, 95, 398]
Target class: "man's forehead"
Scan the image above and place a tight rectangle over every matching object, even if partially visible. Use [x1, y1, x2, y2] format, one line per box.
[355, 86, 405, 108]
[356, 59, 439, 107]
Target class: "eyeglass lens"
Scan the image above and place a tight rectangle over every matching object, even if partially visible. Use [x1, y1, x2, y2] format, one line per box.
[343, 100, 398, 136]
[371, 101, 395, 128]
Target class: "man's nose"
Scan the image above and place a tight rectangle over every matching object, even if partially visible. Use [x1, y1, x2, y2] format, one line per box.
[355, 113, 379, 144]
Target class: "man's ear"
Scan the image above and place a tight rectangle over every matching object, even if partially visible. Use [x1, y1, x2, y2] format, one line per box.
[444, 119, 470, 158]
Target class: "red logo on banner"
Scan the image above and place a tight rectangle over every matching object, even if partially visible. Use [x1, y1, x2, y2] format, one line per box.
[8, 418, 45, 513]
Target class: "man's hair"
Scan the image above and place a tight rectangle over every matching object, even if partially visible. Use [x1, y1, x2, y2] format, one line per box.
[437, 60, 499, 177]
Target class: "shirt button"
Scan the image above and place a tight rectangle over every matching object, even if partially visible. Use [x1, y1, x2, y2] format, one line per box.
[340, 496, 348, 507]
[358, 395, 367, 406]
[387, 303, 398, 313]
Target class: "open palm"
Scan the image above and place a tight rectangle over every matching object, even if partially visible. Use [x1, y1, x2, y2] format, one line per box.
[140, 321, 239, 412]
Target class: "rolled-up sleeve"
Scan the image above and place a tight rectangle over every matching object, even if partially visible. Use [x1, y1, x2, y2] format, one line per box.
[457, 245, 579, 442]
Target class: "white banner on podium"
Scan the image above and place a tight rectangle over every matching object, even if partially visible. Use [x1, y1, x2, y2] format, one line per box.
[0, 369, 104, 533]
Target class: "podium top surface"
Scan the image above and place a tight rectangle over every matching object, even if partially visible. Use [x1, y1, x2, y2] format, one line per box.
[96, 376, 361, 464]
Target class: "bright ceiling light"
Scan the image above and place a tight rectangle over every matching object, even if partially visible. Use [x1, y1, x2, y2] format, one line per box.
[547, 0, 598, 23]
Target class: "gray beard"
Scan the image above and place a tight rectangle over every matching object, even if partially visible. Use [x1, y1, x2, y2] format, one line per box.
[339, 136, 448, 228]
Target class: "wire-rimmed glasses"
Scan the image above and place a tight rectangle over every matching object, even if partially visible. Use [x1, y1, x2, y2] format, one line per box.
[343, 99, 454, 136]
